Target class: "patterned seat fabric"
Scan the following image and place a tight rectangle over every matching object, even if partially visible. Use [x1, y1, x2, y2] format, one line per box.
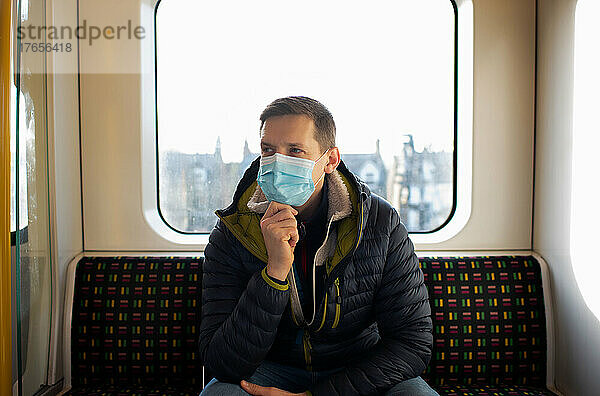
[69, 255, 556, 395]
[433, 383, 556, 395]
[68, 384, 198, 396]
[70, 257, 203, 394]
[419, 256, 556, 395]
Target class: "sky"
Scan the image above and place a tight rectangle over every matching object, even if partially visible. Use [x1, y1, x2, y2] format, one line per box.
[156, 0, 455, 169]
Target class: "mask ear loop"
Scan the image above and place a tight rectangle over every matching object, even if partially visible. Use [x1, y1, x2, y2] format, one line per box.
[314, 149, 330, 185]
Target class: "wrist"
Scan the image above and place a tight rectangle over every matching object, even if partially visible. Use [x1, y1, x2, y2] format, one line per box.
[266, 264, 288, 282]
[260, 267, 289, 291]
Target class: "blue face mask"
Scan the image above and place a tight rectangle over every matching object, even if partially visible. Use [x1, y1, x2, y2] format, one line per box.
[257, 150, 328, 207]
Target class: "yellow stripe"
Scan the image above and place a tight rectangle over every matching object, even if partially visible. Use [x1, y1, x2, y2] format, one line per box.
[332, 278, 341, 328]
[356, 199, 364, 250]
[302, 330, 312, 371]
[0, 0, 13, 392]
[260, 267, 289, 291]
[333, 304, 341, 328]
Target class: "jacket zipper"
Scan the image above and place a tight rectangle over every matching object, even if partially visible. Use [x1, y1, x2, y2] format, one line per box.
[315, 291, 328, 332]
[308, 217, 335, 328]
[314, 194, 364, 332]
[332, 277, 341, 328]
[302, 328, 313, 371]
[302, 192, 366, 368]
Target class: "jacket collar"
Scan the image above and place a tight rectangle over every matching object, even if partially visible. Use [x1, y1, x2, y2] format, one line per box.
[215, 155, 371, 268]
[246, 162, 354, 225]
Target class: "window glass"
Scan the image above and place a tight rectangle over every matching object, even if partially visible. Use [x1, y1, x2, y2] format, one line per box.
[10, 86, 28, 237]
[156, 0, 456, 233]
[10, 0, 54, 392]
[571, 0, 600, 321]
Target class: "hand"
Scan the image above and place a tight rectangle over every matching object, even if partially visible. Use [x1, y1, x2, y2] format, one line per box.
[260, 201, 299, 281]
[240, 380, 308, 395]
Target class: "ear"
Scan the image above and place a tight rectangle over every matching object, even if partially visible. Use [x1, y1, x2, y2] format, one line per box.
[324, 147, 341, 174]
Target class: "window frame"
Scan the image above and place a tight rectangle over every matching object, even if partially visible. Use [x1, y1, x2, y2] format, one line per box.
[141, 0, 473, 246]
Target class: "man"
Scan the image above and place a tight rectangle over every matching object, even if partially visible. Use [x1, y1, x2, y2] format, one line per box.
[199, 96, 437, 396]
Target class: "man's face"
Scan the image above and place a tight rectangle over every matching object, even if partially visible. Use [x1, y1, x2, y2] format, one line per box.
[259, 114, 329, 184]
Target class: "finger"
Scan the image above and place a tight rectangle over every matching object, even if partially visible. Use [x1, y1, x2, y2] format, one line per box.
[261, 208, 297, 227]
[263, 204, 297, 225]
[240, 380, 267, 395]
[263, 201, 285, 219]
[264, 218, 297, 232]
[261, 209, 297, 228]
[269, 201, 297, 216]
[289, 229, 299, 247]
[274, 227, 299, 246]
[264, 201, 298, 219]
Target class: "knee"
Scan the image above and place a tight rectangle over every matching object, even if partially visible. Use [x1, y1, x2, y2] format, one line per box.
[200, 377, 248, 396]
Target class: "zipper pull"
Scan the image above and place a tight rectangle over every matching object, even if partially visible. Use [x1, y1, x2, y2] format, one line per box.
[302, 327, 313, 371]
[298, 222, 306, 240]
[332, 277, 341, 328]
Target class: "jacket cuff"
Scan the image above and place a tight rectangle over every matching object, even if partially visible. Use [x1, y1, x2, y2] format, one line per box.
[261, 267, 289, 291]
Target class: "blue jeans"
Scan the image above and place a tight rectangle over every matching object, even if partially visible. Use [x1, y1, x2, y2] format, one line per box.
[199, 359, 440, 395]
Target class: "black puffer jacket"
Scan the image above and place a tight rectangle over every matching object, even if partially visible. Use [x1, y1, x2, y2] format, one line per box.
[199, 157, 433, 395]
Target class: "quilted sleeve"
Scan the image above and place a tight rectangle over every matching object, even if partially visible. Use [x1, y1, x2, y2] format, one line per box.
[309, 212, 433, 396]
[198, 218, 291, 383]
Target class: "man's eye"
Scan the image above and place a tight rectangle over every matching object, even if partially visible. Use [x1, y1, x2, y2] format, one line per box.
[291, 148, 302, 153]
[262, 148, 272, 153]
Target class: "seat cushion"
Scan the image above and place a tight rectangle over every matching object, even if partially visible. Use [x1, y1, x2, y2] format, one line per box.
[68, 384, 198, 396]
[432, 383, 557, 395]
[418, 256, 549, 388]
[70, 257, 204, 393]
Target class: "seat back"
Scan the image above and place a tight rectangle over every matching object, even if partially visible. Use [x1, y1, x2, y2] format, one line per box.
[69, 255, 550, 391]
[70, 256, 203, 391]
[419, 255, 548, 387]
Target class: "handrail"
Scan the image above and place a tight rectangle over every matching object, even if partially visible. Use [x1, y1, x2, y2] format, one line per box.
[0, 0, 14, 394]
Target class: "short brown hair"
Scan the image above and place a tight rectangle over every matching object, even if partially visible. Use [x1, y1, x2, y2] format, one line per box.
[259, 96, 336, 153]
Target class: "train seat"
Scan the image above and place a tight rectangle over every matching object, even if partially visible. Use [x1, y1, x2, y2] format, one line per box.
[62, 254, 558, 395]
[63, 256, 204, 396]
[418, 255, 558, 396]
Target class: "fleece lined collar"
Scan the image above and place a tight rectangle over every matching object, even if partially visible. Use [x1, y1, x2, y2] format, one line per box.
[215, 156, 369, 274]
[246, 166, 353, 226]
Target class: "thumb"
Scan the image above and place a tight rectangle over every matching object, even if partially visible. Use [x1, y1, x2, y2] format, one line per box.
[240, 380, 266, 395]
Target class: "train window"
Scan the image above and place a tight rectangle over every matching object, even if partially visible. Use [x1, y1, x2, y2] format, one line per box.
[155, 0, 457, 234]
[571, 0, 600, 321]
[10, 0, 54, 392]
[10, 87, 29, 244]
